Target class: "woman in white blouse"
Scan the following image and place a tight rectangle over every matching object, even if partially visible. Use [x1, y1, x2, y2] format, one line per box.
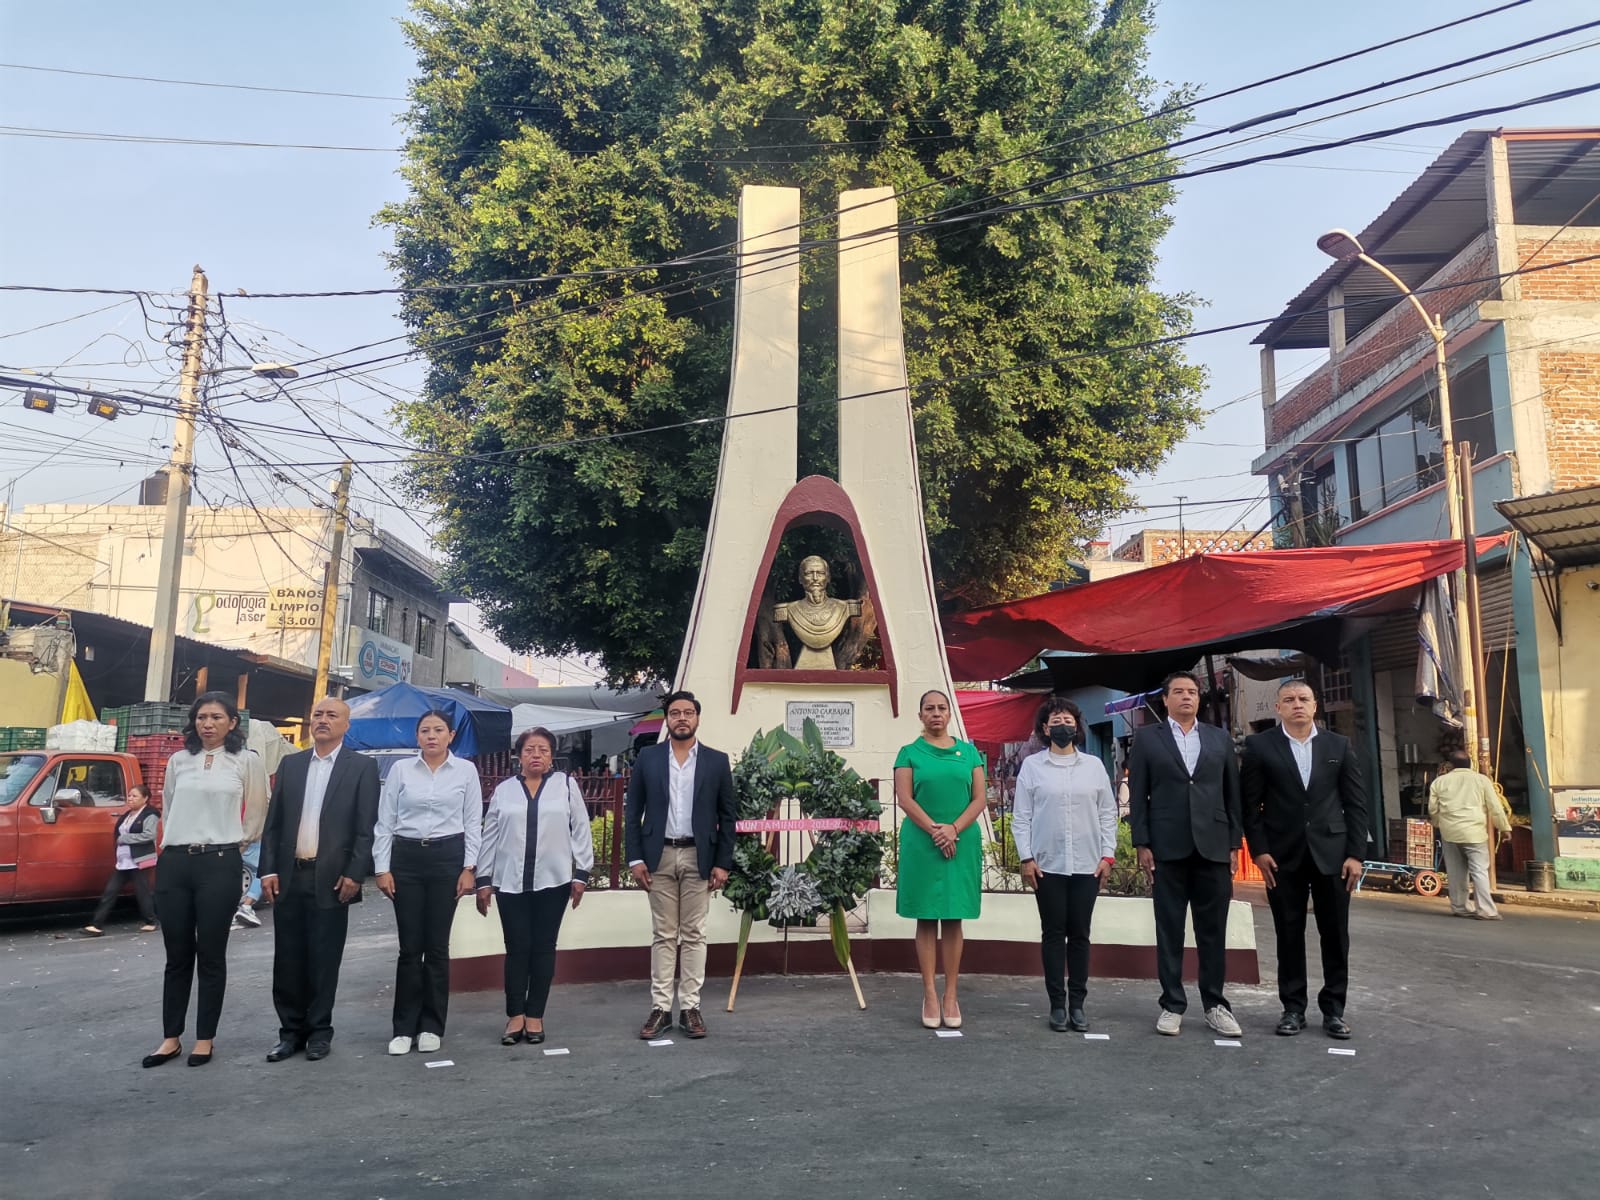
[142, 692, 269, 1069]
[1013, 697, 1117, 1035]
[373, 708, 483, 1056]
[475, 726, 593, 1046]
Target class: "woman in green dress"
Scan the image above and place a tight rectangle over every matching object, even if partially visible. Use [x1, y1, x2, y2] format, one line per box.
[894, 689, 987, 1029]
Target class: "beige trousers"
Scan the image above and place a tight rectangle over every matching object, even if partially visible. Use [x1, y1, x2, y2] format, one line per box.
[648, 845, 711, 1010]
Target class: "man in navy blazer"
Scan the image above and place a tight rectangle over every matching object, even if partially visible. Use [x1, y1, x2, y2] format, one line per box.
[1128, 670, 1243, 1039]
[1242, 679, 1368, 1040]
[624, 690, 736, 1041]
[258, 697, 380, 1062]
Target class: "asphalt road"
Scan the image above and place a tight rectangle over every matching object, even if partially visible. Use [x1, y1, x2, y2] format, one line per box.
[2, 888, 1595, 1200]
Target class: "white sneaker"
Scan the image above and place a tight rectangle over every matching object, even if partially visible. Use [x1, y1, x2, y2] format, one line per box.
[1156, 1010, 1182, 1036]
[416, 1032, 441, 1053]
[234, 905, 261, 928]
[1205, 1006, 1243, 1037]
[387, 1036, 413, 1056]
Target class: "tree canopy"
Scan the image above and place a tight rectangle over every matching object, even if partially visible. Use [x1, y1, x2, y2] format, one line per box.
[382, 0, 1204, 683]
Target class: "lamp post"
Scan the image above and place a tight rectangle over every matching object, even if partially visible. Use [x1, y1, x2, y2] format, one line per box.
[1316, 228, 1488, 768]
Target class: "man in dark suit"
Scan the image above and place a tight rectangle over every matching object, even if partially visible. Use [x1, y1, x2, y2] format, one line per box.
[1242, 678, 1368, 1040]
[1129, 670, 1243, 1038]
[258, 696, 381, 1062]
[624, 689, 736, 1041]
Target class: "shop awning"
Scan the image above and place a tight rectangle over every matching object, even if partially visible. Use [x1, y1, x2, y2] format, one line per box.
[945, 535, 1506, 683]
[954, 689, 1043, 745]
[1496, 484, 1600, 568]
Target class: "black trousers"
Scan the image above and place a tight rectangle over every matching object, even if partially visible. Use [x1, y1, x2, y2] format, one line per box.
[1152, 852, 1233, 1015]
[271, 862, 353, 1045]
[92, 866, 156, 927]
[1034, 872, 1101, 1008]
[496, 885, 571, 1019]
[156, 846, 240, 1040]
[391, 836, 463, 1038]
[1266, 855, 1351, 1018]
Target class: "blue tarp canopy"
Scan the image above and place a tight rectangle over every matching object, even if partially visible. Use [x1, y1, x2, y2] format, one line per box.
[343, 683, 512, 757]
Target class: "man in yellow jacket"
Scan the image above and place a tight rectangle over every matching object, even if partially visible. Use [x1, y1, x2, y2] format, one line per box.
[1428, 751, 1511, 920]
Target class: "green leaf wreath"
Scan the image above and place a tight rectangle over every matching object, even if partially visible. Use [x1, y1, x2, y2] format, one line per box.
[726, 719, 885, 967]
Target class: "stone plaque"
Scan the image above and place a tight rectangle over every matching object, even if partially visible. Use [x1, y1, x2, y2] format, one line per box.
[785, 700, 855, 748]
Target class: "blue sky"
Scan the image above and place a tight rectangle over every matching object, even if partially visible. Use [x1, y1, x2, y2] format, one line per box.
[2, 0, 1597, 567]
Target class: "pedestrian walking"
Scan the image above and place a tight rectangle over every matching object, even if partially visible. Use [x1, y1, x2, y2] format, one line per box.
[83, 784, 159, 936]
[1428, 750, 1510, 920]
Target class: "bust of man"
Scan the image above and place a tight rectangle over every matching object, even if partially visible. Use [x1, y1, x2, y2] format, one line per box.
[773, 556, 862, 669]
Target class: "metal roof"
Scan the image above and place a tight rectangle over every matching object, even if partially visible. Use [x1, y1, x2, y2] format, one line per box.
[1256, 129, 1600, 350]
[1495, 485, 1600, 568]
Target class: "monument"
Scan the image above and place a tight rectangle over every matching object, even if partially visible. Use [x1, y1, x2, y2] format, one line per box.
[672, 185, 963, 780]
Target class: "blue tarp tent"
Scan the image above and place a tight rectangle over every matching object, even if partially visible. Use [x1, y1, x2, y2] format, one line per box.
[343, 683, 513, 757]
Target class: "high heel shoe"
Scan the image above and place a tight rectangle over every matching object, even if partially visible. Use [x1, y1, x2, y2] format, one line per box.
[187, 1050, 213, 1067]
[920, 1003, 941, 1030]
[501, 1026, 524, 1046]
[142, 1045, 182, 1068]
[524, 1029, 546, 1045]
[941, 1008, 963, 1029]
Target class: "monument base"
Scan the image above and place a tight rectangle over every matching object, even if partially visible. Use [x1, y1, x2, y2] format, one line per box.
[447, 890, 1259, 992]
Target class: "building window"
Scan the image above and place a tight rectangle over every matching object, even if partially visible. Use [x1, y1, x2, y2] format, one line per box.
[367, 589, 392, 636]
[1346, 396, 1444, 520]
[1319, 655, 1353, 707]
[416, 613, 437, 658]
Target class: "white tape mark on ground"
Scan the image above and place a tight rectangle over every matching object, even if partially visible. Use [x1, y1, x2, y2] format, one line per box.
[1329, 1047, 1356, 1056]
[1084, 1033, 1110, 1040]
[935, 1029, 963, 1038]
[1214, 1039, 1242, 1047]
[424, 1059, 454, 1068]
[544, 1048, 570, 1056]
[648, 1038, 673, 1047]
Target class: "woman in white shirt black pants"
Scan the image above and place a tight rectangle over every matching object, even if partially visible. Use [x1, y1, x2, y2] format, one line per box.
[143, 692, 269, 1068]
[1014, 697, 1117, 1034]
[372, 709, 482, 1055]
[476, 726, 594, 1045]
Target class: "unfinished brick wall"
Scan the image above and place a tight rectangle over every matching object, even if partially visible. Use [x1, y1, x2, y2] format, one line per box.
[1539, 350, 1600, 489]
[1517, 231, 1600, 300]
[1265, 243, 1498, 445]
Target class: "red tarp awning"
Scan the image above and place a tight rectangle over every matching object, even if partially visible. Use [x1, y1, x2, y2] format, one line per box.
[955, 689, 1043, 745]
[944, 536, 1507, 682]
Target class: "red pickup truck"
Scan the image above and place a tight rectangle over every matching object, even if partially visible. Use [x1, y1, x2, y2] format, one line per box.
[0, 751, 149, 905]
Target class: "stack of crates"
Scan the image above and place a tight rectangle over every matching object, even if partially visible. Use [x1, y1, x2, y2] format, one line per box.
[127, 733, 187, 802]
[102, 702, 250, 751]
[1405, 817, 1435, 868]
[0, 726, 48, 752]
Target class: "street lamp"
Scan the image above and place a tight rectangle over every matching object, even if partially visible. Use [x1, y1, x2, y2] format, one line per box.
[204, 361, 300, 380]
[1316, 228, 1491, 774]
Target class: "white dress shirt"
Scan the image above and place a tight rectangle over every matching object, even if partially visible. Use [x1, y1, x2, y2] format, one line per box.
[372, 752, 483, 874]
[295, 743, 342, 859]
[160, 747, 269, 848]
[1282, 723, 1317, 789]
[1168, 717, 1202, 777]
[1011, 748, 1118, 875]
[476, 772, 596, 893]
[666, 742, 698, 839]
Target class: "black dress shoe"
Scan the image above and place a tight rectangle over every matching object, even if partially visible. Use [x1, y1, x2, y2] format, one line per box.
[1323, 1014, 1352, 1040]
[524, 1029, 546, 1045]
[1048, 1006, 1069, 1032]
[1068, 1008, 1089, 1033]
[187, 1051, 213, 1067]
[141, 1046, 182, 1068]
[305, 1042, 331, 1062]
[1275, 1011, 1307, 1036]
[266, 1040, 301, 1062]
[502, 1029, 524, 1046]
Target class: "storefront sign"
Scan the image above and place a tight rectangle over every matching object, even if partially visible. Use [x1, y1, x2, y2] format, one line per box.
[268, 586, 323, 630]
[785, 700, 854, 748]
[349, 625, 414, 689]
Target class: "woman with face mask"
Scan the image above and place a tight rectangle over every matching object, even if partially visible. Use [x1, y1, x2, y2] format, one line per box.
[1012, 697, 1117, 1033]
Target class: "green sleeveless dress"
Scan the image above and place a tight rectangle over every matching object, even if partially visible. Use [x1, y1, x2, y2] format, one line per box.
[894, 737, 984, 920]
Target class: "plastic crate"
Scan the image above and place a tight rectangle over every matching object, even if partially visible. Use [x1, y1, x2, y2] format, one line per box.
[127, 733, 186, 801]
[1404, 818, 1435, 869]
[0, 727, 48, 752]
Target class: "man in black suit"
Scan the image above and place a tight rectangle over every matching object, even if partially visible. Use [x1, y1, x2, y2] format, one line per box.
[624, 689, 736, 1041]
[1128, 670, 1243, 1038]
[1242, 679, 1368, 1040]
[259, 696, 381, 1062]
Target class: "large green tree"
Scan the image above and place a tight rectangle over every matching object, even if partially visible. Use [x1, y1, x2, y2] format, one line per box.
[382, 0, 1203, 683]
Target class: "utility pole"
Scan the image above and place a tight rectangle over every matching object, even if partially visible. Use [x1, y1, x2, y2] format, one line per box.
[1457, 443, 1498, 886]
[143, 266, 208, 702]
[1176, 495, 1187, 558]
[311, 460, 353, 706]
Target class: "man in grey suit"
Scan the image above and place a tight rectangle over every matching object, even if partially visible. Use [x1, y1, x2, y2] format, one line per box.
[1128, 671, 1243, 1038]
[1242, 679, 1367, 1040]
[259, 697, 381, 1062]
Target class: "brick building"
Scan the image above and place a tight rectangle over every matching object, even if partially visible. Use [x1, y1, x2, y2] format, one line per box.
[1252, 128, 1600, 884]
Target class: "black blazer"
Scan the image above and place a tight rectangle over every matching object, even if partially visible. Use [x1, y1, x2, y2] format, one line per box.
[1128, 720, 1242, 864]
[1241, 726, 1369, 876]
[623, 741, 737, 878]
[260, 745, 381, 909]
